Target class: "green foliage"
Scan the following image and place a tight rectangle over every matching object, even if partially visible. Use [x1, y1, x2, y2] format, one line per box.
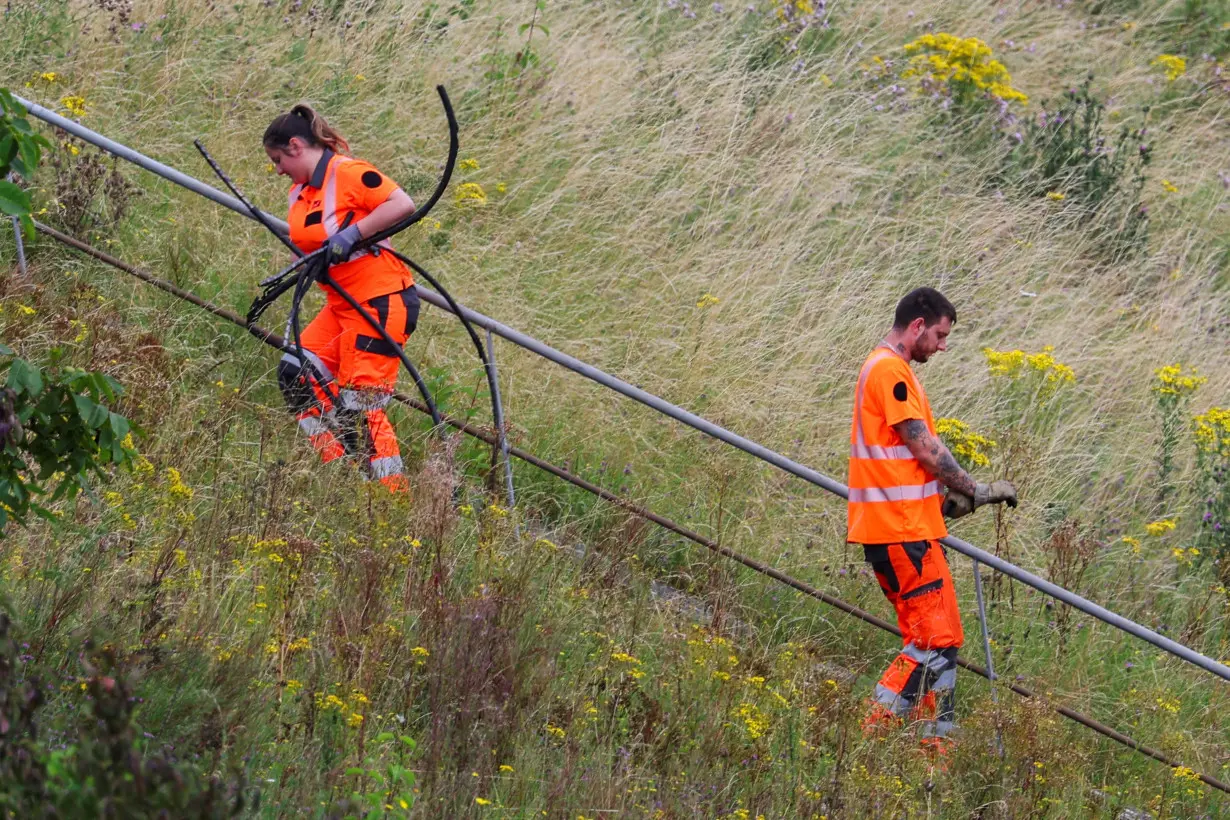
[0, 613, 250, 817]
[0, 87, 52, 237]
[331, 733, 418, 816]
[1177, 0, 1230, 57]
[1191, 407, 1230, 584]
[0, 346, 137, 529]
[1000, 77, 1151, 255]
[1150, 364, 1206, 502]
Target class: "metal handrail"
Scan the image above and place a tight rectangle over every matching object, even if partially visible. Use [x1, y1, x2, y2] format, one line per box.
[13, 92, 1230, 685]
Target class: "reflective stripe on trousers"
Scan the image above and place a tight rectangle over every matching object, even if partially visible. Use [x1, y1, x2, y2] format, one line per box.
[874, 642, 958, 736]
[340, 388, 392, 411]
[370, 455, 404, 480]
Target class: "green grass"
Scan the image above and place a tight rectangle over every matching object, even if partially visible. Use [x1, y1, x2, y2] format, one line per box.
[2, 0, 1230, 815]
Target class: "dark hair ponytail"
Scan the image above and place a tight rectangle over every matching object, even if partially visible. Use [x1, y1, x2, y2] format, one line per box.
[263, 104, 351, 154]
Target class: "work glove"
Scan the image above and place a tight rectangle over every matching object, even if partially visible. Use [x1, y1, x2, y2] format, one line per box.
[326, 224, 363, 264]
[942, 480, 1018, 521]
[942, 489, 975, 520]
[975, 480, 1019, 510]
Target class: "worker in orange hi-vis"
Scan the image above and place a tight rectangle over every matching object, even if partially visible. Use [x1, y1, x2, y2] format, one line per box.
[847, 287, 1018, 751]
[263, 104, 419, 494]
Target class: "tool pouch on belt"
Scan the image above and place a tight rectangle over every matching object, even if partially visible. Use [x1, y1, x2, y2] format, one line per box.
[865, 540, 964, 649]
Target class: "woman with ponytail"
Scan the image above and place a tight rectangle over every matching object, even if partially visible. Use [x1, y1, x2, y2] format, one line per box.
[263, 104, 419, 494]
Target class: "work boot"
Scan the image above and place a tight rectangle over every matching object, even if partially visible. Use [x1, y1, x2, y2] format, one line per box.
[379, 473, 411, 496]
[919, 735, 953, 773]
[861, 701, 902, 738]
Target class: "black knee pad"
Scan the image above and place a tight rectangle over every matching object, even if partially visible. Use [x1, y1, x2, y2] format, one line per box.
[334, 407, 364, 455]
[277, 358, 316, 413]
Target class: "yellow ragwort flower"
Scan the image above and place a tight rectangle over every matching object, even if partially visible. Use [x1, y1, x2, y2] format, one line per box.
[455, 182, 488, 208]
[60, 95, 86, 118]
[935, 418, 996, 468]
[1152, 364, 1205, 398]
[1151, 54, 1186, 82]
[901, 33, 1028, 104]
[1144, 518, 1177, 537]
[1192, 407, 1230, 457]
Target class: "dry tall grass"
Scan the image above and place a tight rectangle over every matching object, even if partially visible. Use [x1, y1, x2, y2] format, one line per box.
[2, 0, 1230, 814]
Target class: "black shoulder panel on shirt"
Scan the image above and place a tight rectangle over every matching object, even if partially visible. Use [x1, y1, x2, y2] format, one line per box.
[361, 170, 383, 189]
[304, 210, 323, 227]
[893, 381, 908, 402]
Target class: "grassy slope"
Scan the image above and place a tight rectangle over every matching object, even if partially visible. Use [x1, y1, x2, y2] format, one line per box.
[2, 0, 1230, 815]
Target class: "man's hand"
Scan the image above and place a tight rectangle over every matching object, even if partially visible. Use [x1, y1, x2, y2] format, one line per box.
[944, 481, 1018, 521]
[974, 480, 1018, 509]
[942, 490, 974, 520]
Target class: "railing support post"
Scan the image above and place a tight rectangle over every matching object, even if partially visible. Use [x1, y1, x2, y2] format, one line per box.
[10, 217, 26, 276]
[487, 326, 516, 514]
[972, 558, 1004, 756]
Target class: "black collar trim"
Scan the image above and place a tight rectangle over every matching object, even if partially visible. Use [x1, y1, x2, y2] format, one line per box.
[308, 149, 335, 189]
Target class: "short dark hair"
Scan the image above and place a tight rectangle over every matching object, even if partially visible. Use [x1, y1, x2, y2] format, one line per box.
[893, 287, 956, 330]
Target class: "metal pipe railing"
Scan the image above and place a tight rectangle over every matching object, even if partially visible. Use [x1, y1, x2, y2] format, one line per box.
[16, 93, 1230, 685]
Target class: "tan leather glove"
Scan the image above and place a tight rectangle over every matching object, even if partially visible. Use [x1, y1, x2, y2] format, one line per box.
[943, 481, 1018, 520]
[974, 480, 1019, 510]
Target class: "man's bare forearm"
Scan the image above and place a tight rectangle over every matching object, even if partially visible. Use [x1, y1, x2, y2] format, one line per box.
[895, 419, 977, 496]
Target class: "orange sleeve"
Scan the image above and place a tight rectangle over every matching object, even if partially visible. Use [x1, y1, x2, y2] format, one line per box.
[337, 160, 401, 214]
[868, 357, 926, 428]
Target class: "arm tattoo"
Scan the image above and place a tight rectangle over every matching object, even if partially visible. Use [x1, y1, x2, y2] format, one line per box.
[898, 419, 928, 443]
[895, 420, 977, 495]
[934, 449, 977, 496]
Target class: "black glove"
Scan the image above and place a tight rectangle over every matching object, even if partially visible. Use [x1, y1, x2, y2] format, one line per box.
[326, 224, 363, 264]
[942, 490, 974, 520]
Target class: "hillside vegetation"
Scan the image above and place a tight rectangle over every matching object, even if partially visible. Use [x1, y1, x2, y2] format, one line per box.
[2, 0, 1230, 815]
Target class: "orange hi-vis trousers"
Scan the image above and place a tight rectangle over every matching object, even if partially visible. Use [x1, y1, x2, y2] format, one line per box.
[277, 286, 419, 493]
[864, 539, 963, 740]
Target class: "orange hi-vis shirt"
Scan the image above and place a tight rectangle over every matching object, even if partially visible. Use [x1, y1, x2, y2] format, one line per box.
[846, 344, 948, 545]
[286, 149, 413, 305]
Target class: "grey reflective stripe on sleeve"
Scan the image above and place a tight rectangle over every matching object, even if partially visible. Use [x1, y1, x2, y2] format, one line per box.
[920, 719, 956, 738]
[847, 481, 941, 503]
[281, 349, 335, 383]
[851, 348, 913, 460]
[340, 389, 392, 411]
[873, 684, 911, 716]
[370, 455, 403, 480]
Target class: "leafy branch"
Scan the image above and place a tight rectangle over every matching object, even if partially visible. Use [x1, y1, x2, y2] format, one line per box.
[0, 345, 138, 530]
[0, 87, 52, 237]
